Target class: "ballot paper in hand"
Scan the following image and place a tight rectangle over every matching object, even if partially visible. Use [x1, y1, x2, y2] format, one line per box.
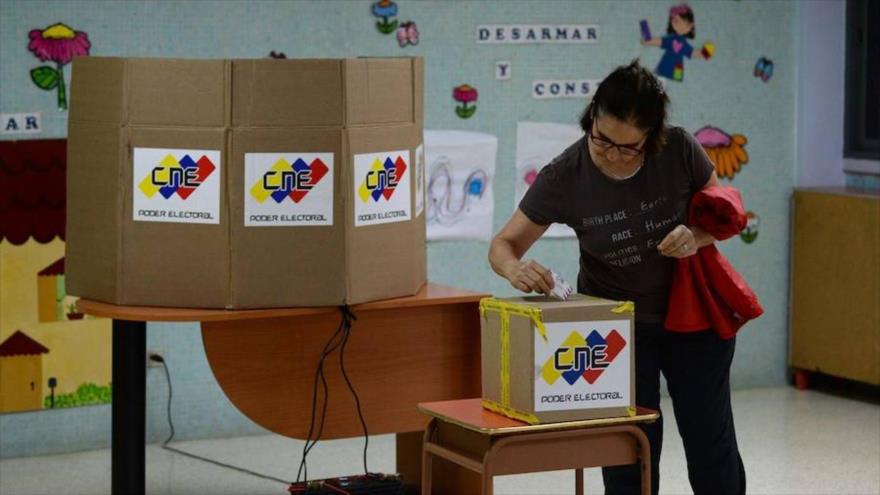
[549, 270, 573, 300]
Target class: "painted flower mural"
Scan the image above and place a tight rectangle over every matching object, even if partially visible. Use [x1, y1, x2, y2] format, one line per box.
[372, 0, 399, 34]
[28, 23, 91, 110]
[453, 84, 478, 119]
[694, 126, 749, 180]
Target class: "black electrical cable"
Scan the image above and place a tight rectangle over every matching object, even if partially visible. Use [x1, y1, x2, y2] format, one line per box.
[296, 305, 371, 485]
[296, 314, 349, 483]
[339, 305, 369, 476]
[151, 354, 290, 486]
[151, 305, 373, 489]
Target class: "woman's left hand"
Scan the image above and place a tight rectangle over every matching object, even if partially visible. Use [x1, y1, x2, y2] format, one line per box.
[657, 224, 704, 258]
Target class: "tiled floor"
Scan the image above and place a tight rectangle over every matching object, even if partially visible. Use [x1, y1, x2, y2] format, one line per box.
[1, 387, 878, 495]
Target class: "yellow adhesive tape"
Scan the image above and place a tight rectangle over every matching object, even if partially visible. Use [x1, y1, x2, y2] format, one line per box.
[500, 306, 510, 406]
[479, 298, 548, 342]
[482, 399, 541, 425]
[480, 298, 548, 409]
[612, 301, 635, 314]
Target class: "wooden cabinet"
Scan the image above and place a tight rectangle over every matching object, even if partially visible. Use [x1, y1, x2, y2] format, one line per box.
[790, 187, 880, 387]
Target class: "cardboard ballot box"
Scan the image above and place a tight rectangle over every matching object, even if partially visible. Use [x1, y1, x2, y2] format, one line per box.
[479, 295, 635, 424]
[65, 57, 426, 308]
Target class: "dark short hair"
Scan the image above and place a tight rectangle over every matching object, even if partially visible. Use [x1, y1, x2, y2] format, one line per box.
[579, 59, 669, 155]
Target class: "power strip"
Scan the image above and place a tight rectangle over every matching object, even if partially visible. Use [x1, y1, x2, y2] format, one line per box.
[288, 473, 404, 495]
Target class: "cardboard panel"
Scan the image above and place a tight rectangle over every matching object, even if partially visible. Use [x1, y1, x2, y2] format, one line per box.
[232, 59, 344, 127]
[537, 405, 634, 423]
[412, 58, 424, 125]
[345, 124, 422, 304]
[410, 127, 427, 292]
[65, 122, 123, 302]
[122, 127, 228, 307]
[480, 310, 502, 404]
[128, 58, 228, 126]
[481, 310, 536, 410]
[229, 128, 346, 307]
[508, 314, 537, 415]
[69, 57, 126, 124]
[344, 58, 415, 125]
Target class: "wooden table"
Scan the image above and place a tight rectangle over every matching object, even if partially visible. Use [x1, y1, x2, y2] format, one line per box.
[77, 283, 488, 495]
[418, 399, 659, 495]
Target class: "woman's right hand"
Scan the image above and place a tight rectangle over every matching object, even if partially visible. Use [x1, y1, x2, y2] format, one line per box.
[503, 259, 555, 295]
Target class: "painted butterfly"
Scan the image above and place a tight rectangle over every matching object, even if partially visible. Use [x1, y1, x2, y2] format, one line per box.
[754, 57, 773, 82]
[397, 21, 419, 47]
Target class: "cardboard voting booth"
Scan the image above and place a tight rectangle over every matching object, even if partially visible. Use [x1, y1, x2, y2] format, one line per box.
[66, 57, 426, 308]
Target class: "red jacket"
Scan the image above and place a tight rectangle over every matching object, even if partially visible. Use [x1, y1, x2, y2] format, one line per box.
[664, 186, 764, 339]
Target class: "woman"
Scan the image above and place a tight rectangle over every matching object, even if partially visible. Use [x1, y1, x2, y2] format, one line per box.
[488, 60, 745, 495]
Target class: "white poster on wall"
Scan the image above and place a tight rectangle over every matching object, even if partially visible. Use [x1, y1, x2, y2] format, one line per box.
[515, 122, 583, 238]
[425, 130, 497, 241]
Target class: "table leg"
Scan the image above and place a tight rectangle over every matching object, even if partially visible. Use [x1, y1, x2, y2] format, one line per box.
[420, 420, 436, 495]
[481, 471, 493, 495]
[112, 319, 146, 495]
[397, 431, 424, 494]
[575, 468, 584, 495]
[399, 425, 483, 495]
[630, 426, 652, 495]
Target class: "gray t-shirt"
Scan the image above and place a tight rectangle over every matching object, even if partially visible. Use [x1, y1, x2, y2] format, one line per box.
[519, 126, 715, 322]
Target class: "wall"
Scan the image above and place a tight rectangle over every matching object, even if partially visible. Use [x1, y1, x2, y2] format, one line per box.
[796, 0, 847, 188]
[796, 0, 880, 190]
[1, 0, 798, 458]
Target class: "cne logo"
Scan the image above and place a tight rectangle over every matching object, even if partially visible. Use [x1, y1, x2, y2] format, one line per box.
[358, 155, 407, 203]
[541, 329, 626, 386]
[250, 157, 329, 204]
[138, 153, 216, 200]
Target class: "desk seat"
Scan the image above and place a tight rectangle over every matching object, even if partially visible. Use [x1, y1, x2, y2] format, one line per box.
[418, 398, 659, 495]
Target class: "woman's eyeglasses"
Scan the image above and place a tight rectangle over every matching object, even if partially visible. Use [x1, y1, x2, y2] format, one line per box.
[589, 126, 646, 157]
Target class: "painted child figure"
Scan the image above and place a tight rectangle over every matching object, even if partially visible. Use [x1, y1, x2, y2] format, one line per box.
[642, 4, 710, 82]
